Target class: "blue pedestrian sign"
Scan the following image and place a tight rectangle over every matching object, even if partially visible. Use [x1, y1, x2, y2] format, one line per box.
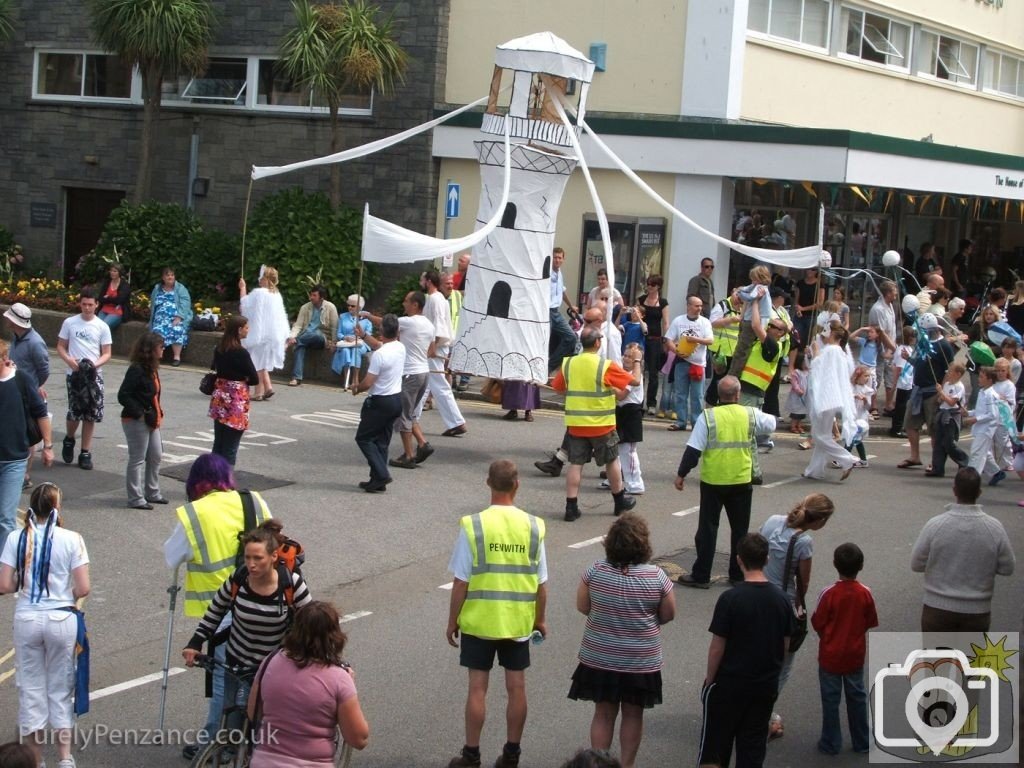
[446, 182, 460, 219]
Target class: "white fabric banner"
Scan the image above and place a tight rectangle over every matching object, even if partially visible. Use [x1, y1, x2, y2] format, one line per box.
[250, 95, 489, 181]
[579, 120, 824, 269]
[359, 118, 512, 264]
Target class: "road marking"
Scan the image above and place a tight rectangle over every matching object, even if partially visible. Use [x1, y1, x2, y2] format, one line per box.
[340, 610, 373, 623]
[762, 476, 803, 489]
[568, 536, 604, 549]
[91, 668, 186, 702]
[0, 669, 14, 685]
[0, 648, 13, 665]
[672, 506, 699, 518]
[291, 409, 363, 429]
[119, 429, 297, 465]
[438, 582, 454, 590]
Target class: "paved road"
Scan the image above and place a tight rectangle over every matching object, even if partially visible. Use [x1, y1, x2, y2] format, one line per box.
[1, 354, 1021, 767]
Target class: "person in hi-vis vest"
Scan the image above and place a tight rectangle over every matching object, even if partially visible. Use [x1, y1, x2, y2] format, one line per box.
[446, 460, 547, 768]
[163, 453, 271, 759]
[552, 327, 642, 522]
[673, 376, 775, 589]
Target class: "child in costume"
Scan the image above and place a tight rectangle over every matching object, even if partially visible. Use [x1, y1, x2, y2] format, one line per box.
[965, 367, 1006, 485]
[845, 366, 873, 467]
[888, 326, 916, 438]
[727, 265, 773, 377]
[926, 362, 969, 477]
[786, 352, 808, 435]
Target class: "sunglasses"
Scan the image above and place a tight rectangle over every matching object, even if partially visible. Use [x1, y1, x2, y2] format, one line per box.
[702, 264, 715, 269]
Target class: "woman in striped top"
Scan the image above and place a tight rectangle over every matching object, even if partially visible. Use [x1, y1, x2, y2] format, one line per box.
[182, 520, 311, 728]
[568, 514, 674, 768]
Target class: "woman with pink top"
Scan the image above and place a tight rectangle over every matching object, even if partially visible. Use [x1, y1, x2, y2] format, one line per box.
[248, 601, 369, 766]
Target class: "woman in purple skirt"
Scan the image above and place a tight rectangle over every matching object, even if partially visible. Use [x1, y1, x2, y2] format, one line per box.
[501, 380, 540, 422]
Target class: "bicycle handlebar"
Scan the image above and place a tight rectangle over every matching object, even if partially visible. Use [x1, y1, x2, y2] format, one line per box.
[192, 653, 258, 682]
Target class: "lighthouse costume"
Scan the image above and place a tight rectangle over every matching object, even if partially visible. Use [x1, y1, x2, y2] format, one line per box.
[804, 337, 857, 480]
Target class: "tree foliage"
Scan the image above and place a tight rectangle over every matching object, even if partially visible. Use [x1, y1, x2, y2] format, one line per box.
[278, 0, 409, 207]
[245, 187, 375, 313]
[0, 0, 14, 42]
[87, 0, 216, 202]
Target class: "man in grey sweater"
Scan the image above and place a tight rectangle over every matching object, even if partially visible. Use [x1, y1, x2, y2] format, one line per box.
[911, 467, 1015, 632]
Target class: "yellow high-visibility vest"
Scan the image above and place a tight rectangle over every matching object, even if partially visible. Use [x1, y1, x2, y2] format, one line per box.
[176, 490, 270, 617]
[458, 505, 545, 639]
[774, 305, 792, 361]
[700, 404, 755, 485]
[562, 352, 615, 428]
[449, 290, 463, 334]
[740, 339, 780, 393]
[710, 300, 740, 356]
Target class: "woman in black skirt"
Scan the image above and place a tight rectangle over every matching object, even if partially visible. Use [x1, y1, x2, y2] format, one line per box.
[569, 514, 675, 768]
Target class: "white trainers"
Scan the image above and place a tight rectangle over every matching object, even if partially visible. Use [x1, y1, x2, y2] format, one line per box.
[853, 460, 869, 468]
[58, 759, 77, 768]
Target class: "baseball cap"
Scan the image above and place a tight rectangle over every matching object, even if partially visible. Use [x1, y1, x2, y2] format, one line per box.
[3, 303, 31, 329]
[918, 313, 939, 331]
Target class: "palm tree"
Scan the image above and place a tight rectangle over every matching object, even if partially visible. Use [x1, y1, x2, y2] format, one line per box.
[87, 0, 216, 203]
[0, 0, 15, 42]
[279, 0, 408, 208]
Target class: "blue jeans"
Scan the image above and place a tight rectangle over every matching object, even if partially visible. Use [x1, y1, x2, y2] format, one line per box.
[0, 457, 28, 547]
[98, 311, 123, 330]
[674, 360, 704, 427]
[549, 307, 577, 373]
[658, 372, 674, 413]
[212, 421, 243, 466]
[291, 330, 325, 380]
[818, 667, 870, 754]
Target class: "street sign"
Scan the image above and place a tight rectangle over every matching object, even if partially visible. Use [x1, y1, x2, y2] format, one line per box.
[446, 182, 460, 219]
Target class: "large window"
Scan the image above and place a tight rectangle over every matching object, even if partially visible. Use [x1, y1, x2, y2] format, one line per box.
[984, 50, 1024, 99]
[840, 6, 910, 69]
[34, 51, 132, 100]
[916, 31, 978, 86]
[255, 59, 372, 112]
[748, 0, 831, 49]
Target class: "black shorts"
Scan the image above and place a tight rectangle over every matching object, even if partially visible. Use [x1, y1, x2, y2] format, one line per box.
[616, 404, 644, 444]
[459, 633, 531, 671]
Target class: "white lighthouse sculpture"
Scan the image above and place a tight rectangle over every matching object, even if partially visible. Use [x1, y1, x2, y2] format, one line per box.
[449, 33, 596, 383]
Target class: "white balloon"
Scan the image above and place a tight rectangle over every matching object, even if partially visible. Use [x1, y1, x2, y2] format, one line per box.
[901, 294, 920, 314]
[882, 250, 901, 267]
[819, 251, 832, 268]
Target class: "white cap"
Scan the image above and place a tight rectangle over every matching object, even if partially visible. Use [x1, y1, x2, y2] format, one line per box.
[3, 303, 31, 329]
[918, 313, 939, 331]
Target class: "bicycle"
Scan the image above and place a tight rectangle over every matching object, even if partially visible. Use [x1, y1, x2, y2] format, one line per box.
[188, 654, 354, 768]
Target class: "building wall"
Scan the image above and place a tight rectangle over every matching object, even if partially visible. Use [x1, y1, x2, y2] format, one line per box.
[883, 0, 1023, 50]
[742, 42, 1024, 156]
[443, 0, 687, 115]
[0, 0, 449, 277]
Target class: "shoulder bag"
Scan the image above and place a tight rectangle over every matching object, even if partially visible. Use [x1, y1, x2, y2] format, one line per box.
[15, 372, 44, 446]
[781, 531, 809, 653]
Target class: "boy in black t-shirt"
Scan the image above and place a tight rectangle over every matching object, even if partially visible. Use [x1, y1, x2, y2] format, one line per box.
[697, 533, 796, 768]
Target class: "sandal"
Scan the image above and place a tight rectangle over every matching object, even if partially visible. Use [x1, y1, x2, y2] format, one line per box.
[897, 459, 923, 469]
[263, 390, 275, 400]
[667, 424, 685, 431]
[252, 394, 265, 402]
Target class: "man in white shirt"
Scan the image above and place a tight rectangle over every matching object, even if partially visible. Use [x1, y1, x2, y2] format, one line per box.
[351, 314, 407, 493]
[548, 247, 578, 374]
[56, 287, 112, 470]
[868, 280, 898, 414]
[364, 292, 435, 471]
[420, 269, 468, 437]
[666, 296, 714, 431]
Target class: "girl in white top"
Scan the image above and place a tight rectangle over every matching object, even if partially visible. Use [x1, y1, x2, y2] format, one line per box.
[239, 266, 290, 400]
[609, 343, 646, 495]
[0, 482, 90, 768]
[965, 367, 1006, 483]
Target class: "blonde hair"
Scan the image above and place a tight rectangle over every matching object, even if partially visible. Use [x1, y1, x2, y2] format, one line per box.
[786, 493, 835, 529]
[851, 365, 870, 384]
[0, 339, 8, 359]
[750, 265, 771, 284]
[948, 362, 967, 376]
[262, 267, 280, 292]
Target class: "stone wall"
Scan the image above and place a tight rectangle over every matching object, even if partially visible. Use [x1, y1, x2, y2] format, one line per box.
[0, 0, 451, 309]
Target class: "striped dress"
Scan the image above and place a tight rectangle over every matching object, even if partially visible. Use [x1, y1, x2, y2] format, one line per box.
[578, 560, 672, 673]
[187, 569, 312, 668]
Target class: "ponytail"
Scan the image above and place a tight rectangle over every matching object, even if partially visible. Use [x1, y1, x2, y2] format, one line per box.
[241, 518, 285, 555]
[786, 493, 835, 530]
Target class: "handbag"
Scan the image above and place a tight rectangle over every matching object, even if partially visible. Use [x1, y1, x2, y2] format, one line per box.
[781, 531, 809, 653]
[480, 378, 503, 404]
[199, 372, 217, 396]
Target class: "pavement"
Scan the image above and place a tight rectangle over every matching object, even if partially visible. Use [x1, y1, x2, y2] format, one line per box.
[1, 353, 1022, 767]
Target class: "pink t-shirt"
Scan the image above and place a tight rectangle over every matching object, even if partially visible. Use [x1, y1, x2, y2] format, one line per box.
[251, 652, 357, 766]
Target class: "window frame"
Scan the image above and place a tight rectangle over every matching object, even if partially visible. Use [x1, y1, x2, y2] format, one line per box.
[916, 29, 979, 88]
[32, 49, 137, 103]
[838, 5, 911, 71]
[747, 0, 833, 52]
[983, 48, 1024, 100]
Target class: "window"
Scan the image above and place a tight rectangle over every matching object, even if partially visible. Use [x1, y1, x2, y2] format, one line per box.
[180, 57, 247, 103]
[984, 50, 1024, 98]
[255, 59, 372, 112]
[35, 51, 132, 100]
[840, 7, 910, 69]
[748, 0, 831, 49]
[916, 31, 978, 86]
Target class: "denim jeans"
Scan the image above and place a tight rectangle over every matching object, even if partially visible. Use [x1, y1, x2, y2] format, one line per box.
[222, 662, 253, 734]
[674, 360, 704, 428]
[658, 372, 674, 413]
[212, 421, 244, 466]
[548, 307, 577, 373]
[98, 311, 123, 330]
[291, 330, 326, 380]
[818, 667, 870, 754]
[0, 457, 28, 547]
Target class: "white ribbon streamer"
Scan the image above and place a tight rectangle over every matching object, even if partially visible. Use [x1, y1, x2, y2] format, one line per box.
[251, 94, 490, 180]
[579, 120, 824, 269]
[359, 112, 512, 264]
